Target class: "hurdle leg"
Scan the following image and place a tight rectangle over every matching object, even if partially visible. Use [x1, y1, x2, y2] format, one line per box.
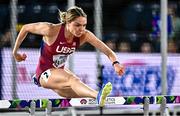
[99, 106, 103, 115]
[143, 97, 150, 116]
[165, 108, 170, 116]
[68, 107, 77, 116]
[173, 108, 177, 116]
[29, 100, 36, 116]
[152, 111, 156, 116]
[45, 100, 52, 116]
[160, 96, 170, 116]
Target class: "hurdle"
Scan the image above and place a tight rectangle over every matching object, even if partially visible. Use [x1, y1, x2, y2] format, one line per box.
[0, 95, 180, 116]
[143, 97, 150, 116]
[29, 100, 35, 116]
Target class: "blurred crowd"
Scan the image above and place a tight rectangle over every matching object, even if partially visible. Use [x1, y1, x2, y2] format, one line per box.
[0, 0, 180, 53]
[102, 0, 180, 53]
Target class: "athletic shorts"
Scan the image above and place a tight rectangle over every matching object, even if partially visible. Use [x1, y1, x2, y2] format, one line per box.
[32, 74, 41, 87]
[32, 69, 51, 87]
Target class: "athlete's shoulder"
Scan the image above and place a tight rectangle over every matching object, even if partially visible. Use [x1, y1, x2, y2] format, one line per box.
[83, 29, 96, 39]
[84, 29, 93, 34]
[35, 22, 62, 29]
[27, 22, 54, 27]
[45, 23, 62, 36]
[79, 29, 97, 45]
[82, 29, 95, 38]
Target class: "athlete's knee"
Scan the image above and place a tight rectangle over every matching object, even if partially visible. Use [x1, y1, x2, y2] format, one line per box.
[40, 79, 50, 88]
[41, 82, 48, 88]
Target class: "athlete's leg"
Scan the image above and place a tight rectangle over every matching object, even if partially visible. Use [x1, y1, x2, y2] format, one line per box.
[39, 68, 98, 98]
[53, 89, 80, 98]
[65, 68, 112, 106]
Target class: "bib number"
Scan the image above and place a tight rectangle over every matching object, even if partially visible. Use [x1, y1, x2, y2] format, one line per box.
[53, 54, 68, 68]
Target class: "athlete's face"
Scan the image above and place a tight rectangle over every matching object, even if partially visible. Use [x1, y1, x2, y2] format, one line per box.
[67, 16, 87, 37]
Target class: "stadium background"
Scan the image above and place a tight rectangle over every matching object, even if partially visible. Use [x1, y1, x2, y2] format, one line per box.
[0, 0, 180, 115]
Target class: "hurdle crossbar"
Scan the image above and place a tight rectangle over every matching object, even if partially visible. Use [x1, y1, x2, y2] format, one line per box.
[0, 96, 179, 109]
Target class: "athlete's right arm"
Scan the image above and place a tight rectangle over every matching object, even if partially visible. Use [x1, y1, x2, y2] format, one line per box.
[13, 22, 52, 62]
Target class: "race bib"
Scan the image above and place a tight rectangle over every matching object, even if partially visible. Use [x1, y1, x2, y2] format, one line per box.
[53, 54, 68, 68]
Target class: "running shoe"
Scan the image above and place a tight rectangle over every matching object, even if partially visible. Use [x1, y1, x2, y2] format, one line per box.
[96, 82, 112, 107]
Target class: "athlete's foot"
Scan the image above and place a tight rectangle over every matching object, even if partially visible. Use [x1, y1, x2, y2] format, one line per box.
[96, 82, 112, 107]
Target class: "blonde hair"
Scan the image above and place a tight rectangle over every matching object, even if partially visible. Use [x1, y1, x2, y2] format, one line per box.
[59, 6, 87, 24]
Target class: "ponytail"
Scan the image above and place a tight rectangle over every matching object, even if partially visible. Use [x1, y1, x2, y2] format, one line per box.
[59, 10, 66, 24]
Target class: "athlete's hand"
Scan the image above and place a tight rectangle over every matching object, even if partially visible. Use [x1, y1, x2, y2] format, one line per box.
[13, 53, 27, 62]
[113, 63, 125, 76]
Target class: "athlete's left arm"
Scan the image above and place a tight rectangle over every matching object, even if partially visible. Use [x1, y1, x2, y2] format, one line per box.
[83, 30, 125, 76]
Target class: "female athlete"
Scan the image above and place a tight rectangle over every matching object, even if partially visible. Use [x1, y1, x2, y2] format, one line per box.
[12, 6, 125, 106]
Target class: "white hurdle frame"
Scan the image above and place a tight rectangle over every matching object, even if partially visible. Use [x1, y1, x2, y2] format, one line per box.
[1, 96, 179, 116]
[26, 97, 168, 116]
